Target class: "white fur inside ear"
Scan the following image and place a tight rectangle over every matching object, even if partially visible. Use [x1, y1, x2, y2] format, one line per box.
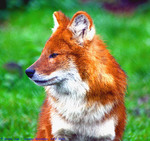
[52, 14, 59, 33]
[69, 14, 95, 45]
[86, 26, 95, 41]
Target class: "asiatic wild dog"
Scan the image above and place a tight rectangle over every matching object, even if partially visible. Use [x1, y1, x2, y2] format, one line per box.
[25, 11, 127, 141]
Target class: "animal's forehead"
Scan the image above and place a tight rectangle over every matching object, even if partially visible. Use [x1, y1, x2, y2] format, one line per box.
[43, 36, 71, 54]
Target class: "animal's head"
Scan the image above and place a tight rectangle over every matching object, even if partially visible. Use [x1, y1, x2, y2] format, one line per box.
[25, 11, 96, 88]
[25, 11, 126, 103]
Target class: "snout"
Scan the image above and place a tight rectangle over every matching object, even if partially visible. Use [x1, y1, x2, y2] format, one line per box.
[25, 68, 35, 78]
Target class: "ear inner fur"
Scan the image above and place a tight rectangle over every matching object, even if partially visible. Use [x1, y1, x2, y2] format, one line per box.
[67, 11, 95, 46]
[69, 11, 94, 29]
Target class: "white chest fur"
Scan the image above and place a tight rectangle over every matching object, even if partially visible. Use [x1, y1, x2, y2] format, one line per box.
[47, 87, 115, 139]
[45, 63, 116, 139]
[50, 101, 115, 140]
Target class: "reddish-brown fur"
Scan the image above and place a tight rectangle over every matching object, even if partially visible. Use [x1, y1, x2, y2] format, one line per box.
[28, 11, 127, 141]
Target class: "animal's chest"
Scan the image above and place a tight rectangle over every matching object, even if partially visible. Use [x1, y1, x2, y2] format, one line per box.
[49, 96, 115, 140]
[49, 94, 112, 123]
[51, 109, 115, 140]
[46, 82, 115, 140]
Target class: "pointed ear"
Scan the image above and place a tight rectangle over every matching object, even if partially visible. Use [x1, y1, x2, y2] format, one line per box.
[68, 11, 95, 46]
[52, 11, 70, 33]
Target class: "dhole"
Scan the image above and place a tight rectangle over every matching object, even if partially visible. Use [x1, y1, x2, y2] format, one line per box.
[25, 11, 127, 141]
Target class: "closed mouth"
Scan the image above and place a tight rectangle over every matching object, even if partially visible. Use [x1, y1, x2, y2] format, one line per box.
[34, 80, 48, 83]
[33, 77, 58, 85]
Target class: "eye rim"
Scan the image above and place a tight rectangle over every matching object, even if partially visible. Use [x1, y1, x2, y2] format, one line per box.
[49, 53, 59, 59]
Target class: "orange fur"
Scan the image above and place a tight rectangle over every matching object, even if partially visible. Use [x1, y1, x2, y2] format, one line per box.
[26, 11, 127, 141]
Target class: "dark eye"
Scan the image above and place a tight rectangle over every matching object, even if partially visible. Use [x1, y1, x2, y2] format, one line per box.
[49, 53, 58, 58]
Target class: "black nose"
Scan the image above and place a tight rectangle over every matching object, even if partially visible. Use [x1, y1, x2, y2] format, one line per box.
[25, 68, 35, 78]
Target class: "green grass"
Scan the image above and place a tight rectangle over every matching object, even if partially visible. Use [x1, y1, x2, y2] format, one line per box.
[0, 4, 150, 140]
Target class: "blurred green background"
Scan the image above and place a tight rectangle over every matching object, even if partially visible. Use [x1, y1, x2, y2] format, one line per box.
[0, 0, 150, 140]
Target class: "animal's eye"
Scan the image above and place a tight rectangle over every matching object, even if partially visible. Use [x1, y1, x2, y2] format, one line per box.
[49, 53, 58, 58]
